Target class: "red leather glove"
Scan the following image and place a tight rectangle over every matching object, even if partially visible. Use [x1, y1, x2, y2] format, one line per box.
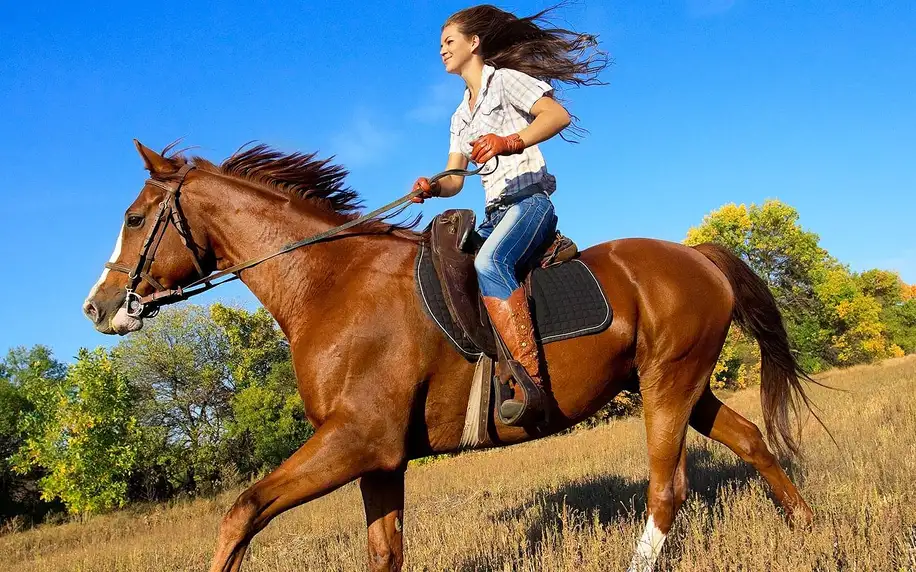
[470, 133, 525, 164]
[410, 177, 440, 203]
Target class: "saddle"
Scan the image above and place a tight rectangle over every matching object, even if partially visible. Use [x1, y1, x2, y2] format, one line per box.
[429, 209, 579, 358]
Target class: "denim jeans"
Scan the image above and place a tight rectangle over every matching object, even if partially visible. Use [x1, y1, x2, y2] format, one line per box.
[475, 191, 557, 300]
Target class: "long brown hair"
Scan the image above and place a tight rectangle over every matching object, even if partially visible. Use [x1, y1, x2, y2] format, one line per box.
[444, 4, 608, 136]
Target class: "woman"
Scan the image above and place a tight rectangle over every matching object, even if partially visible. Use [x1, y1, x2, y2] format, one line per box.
[412, 5, 607, 425]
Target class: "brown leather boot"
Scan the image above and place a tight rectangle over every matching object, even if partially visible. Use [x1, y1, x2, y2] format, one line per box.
[482, 287, 547, 425]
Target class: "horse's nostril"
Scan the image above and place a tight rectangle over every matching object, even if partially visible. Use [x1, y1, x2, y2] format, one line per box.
[83, 301, 101, 323]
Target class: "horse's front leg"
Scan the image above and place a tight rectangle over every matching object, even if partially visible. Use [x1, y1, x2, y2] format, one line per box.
[360, 469, 406, 571]
[208, 416, 405, 572]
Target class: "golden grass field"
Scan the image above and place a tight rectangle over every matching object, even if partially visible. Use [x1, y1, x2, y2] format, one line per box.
[2, 356, 916, 571]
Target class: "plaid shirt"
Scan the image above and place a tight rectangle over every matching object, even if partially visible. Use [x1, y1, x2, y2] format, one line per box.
[449, 64, 557, 205]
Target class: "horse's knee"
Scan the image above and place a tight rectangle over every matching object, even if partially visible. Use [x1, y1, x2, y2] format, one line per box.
[473, 252, 500, 281]
[220, 491, 259, 542]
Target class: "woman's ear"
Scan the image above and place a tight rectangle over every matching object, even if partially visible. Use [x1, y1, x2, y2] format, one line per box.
[471, 34, 481, 53]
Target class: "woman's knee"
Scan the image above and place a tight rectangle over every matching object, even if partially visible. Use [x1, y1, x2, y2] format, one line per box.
[474, 248, 507, 279]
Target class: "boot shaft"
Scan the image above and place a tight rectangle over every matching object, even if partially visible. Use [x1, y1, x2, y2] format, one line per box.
[482, 287, 541, 379]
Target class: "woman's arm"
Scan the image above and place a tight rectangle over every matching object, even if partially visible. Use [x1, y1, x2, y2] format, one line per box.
[470, 96, 571, 164]
[516, 96, 571, 147]
[411, 152, 467, 202]
[435, 152, 470, 197]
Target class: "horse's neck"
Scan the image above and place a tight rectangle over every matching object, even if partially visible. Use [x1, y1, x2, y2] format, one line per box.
[198, 181, 413, 341]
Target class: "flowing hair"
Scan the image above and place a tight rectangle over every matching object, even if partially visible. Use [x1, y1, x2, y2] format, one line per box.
[444, 3, 609, 138]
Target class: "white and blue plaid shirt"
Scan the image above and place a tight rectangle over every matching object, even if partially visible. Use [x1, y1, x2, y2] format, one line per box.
[449, 64, 557, 206]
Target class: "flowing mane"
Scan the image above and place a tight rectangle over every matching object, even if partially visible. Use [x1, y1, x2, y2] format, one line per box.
[165, 142, 422, 238]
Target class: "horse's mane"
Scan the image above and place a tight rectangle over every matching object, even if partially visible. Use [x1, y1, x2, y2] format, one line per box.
[163, 141, 423, 239]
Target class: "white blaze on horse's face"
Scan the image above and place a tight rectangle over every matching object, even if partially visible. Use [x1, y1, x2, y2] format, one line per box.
[83, 223, 144, 334]
[83, 223, 125, 310]
[627, 515, 667, 572]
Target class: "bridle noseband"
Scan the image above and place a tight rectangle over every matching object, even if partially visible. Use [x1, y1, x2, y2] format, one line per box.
[103, 158, 497, 320]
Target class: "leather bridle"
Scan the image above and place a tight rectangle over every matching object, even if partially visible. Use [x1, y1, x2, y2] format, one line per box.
[102, 159, 497, 320]
[104, 163, 207, 318]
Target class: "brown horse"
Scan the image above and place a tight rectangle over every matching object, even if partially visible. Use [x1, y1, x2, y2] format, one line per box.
[83, 141, 817, 572]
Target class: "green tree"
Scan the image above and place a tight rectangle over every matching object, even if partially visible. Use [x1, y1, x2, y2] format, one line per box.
[855, 269, 916, 355]
[210, 304, 290, 390]
[856, 269, 904, 305]
[114, 305, 234, 495]
[0, 346, 66, 521]
[685, 200, 828, 319]
[211, 304, 312, 472]
[0, 369, 37, 521]
[883, 298, 916, 354]
[12, 348, 140, 514]
[815, 265, 894, 364]
[228, 361, 313, 471]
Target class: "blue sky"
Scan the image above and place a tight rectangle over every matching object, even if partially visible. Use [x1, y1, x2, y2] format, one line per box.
[1, 1, 914, 363]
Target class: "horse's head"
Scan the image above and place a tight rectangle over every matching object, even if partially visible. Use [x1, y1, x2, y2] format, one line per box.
[83, 140, 213, 335]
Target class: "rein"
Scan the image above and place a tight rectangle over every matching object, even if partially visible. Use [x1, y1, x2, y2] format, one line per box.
[111, 160, 496, 318]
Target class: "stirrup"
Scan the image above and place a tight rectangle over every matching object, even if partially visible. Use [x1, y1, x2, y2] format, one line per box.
[495, 359, 546, 426]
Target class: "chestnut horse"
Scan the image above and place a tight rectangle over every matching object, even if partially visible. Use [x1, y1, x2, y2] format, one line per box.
[84, 141, 817, 572]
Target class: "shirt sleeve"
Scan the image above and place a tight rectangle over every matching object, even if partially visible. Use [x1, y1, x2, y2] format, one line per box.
[499, 68, 554, 114]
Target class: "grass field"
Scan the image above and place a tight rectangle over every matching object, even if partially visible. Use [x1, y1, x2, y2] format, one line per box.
[2, 356, 915, 571]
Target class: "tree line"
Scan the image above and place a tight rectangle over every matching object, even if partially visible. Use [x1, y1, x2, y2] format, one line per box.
[1, 304, 312, 523]
[1, 199, 914, 523]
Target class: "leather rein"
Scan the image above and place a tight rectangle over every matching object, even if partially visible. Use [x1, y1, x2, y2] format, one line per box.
[105, 160, 496, 319]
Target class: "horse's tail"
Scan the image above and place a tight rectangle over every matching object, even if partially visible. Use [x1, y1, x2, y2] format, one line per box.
[694, 242, 824, 459]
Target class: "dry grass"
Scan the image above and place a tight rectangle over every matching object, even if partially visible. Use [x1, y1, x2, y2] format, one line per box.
[3, 356, 916, 571]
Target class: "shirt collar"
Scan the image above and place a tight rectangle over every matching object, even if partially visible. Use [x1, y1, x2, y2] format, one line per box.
[457, 64, 497, 125]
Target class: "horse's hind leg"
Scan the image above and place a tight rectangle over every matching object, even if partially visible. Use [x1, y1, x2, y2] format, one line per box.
[360, 470, 406, 572]
[627, 364, 707, 572]
[689, 387, 813, 523]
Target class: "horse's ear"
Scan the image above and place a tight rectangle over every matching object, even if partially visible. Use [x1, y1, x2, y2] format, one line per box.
[134, 139, 178, 176]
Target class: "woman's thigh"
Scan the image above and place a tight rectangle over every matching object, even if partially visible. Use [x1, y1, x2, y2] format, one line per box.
[475, 194, 556, 290]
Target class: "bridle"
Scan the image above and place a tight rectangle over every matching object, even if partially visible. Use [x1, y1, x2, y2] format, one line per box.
[104, 159, 497, 319]
[104, 163, 206, 318]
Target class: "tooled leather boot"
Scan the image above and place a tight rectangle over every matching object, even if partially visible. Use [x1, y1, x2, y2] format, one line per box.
[482, 286, 547, 425]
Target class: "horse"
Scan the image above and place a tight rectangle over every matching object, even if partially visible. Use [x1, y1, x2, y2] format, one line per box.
[83, 140, 818, 572]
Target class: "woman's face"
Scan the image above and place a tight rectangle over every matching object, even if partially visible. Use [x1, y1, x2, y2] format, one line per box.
[440, 23, 478, 74]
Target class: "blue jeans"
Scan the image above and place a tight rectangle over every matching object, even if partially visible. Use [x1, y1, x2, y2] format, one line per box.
[475, 192, 557, 300]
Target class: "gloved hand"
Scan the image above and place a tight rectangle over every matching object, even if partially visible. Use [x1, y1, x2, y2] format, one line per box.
[470, 133, 525, 164]
[410, 177, 440, 203]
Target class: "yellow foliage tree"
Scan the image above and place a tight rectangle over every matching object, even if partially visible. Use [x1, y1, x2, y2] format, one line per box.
[902, 283, 916, 301]
[685, 199, 904, 382]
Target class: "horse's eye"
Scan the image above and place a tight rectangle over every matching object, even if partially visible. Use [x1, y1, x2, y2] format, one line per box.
[126, 214, 145, 228]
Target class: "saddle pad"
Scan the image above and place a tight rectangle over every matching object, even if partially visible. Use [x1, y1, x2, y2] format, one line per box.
[415, 244, 613, 359]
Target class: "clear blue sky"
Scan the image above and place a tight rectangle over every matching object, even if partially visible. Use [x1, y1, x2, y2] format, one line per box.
[1, 1, 914, 363]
